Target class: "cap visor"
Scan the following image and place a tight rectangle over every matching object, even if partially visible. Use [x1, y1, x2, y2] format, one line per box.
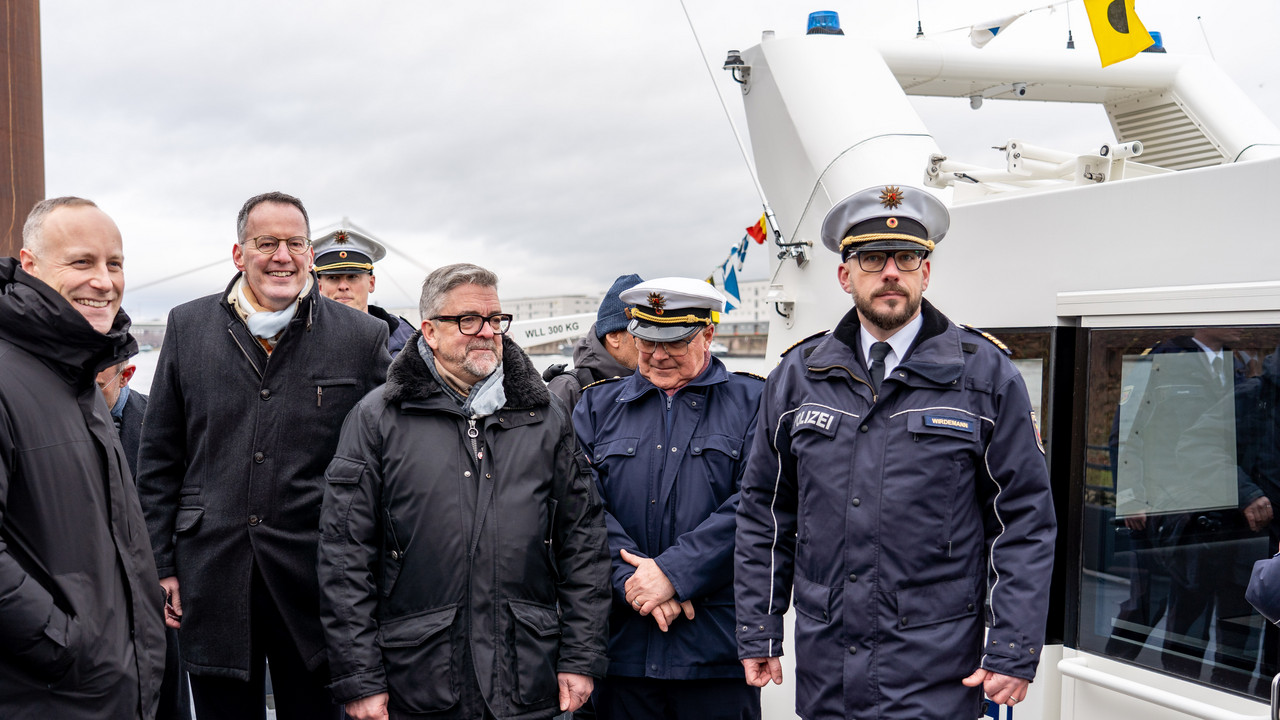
[628, 320, 702, 343]
[852, 239, 928, 252]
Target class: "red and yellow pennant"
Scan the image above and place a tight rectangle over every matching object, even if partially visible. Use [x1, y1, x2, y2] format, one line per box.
[746, 214, 767, 244]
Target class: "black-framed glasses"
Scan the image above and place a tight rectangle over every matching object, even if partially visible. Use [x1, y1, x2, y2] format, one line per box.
[634, 335, 697, 357]
[431, 313, 513, 335]
[852, 249, 926, 273]
[245, 235, 311, 255]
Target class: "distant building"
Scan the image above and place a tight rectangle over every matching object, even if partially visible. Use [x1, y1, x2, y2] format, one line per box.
[504, 294, 598, 321]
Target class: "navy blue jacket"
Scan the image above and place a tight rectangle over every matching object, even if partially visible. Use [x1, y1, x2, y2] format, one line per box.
[734, 301, 1056, 720]
[574, 356, 763, 680]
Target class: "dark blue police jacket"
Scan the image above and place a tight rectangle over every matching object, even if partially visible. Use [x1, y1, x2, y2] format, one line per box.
[574, 355, 763, 680]
[734, 301, 1056, 720]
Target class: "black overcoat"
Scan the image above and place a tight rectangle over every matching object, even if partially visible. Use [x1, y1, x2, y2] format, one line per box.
[136, 273, 390, 679]
[0, 259, 166, 719]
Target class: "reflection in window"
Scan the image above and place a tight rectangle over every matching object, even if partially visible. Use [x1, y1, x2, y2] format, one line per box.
[1079, 327, 1280, 698]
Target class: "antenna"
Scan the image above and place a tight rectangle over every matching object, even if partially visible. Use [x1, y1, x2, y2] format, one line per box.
[1197, 16, 1217, 60]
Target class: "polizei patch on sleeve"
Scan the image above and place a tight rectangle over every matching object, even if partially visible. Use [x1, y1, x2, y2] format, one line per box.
[923, 414, 974, 433]
[793, 406, 842, 437]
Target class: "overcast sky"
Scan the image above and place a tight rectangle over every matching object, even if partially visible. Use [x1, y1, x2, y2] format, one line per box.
[39, 1, 1279, 321]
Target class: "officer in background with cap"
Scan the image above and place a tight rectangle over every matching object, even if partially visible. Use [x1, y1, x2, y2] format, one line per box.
[314, 228, 416, 356]
[734, 185, 1056, 719]
[544, 273, 644, 412]
[574, 277, 764, 720]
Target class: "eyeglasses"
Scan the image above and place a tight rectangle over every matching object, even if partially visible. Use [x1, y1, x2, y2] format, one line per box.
[96, 365, 126, 390]
[431, 313, 513, 335]
[634, 336, 697, 357]
[245, 235, 311, 255]
[852, 249, 926, 273]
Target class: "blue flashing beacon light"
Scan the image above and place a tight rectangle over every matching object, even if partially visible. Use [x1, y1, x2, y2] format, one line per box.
[807, 11, 843, 36]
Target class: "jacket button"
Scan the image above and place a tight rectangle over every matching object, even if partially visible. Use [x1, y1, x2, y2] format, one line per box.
[967, 603, 974, 611]
[848, 646, 857, 655]
[859, 425, 868, 433]
[259, 389, 271, 400]
[248, 515, 260, 526]
[529, 411, 536, 416]
[390, 551, 400, 560]
[656, 445, 662, 450]
[253, 452, 265, 463]
[901, 617, 909, 626]
[464, 471, 471, 477]
[851, 498, 861, 506]
[848, 573, 857, 582]
[671, 447, 678, 453]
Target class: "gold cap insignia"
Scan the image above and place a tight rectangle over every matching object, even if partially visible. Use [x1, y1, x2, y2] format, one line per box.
[879, 186, 904, 209]
[339, 251, 348, 259]
[886, 217, 899, 228]
[334, 231, 349, 243]
[647, 292, 666, 315]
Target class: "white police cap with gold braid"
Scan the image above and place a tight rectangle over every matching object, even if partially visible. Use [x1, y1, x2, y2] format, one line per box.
[620, 277, 726, 343]
[313, 228, 387, 275]
[821, 185, 950, 260]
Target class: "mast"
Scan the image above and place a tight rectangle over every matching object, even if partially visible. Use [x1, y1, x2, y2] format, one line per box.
[1, 0, 44, 259]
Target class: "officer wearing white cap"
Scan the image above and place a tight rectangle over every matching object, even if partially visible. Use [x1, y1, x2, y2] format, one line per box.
[735, 186, 1056, 719]
[572, 276, 764, 720]
[313, 228, 416, 356]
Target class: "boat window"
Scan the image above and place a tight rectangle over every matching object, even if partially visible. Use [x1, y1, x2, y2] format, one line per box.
[985, 329, 1052, 449]
[1076, 325, 1280, 699]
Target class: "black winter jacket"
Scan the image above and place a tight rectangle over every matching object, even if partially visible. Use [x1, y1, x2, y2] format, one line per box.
[136, 273, 390, 679]
[319, 333, 610, 719]
[0, 258, 165, 719]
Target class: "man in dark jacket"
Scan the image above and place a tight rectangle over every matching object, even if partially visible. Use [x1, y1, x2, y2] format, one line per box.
[735, 186, 1056, 719]
[97, 358, 193, 720]
[545, 273, 643, 411]
[136, 192, 391, 720]
[312, 226, 416, 356]
[319, 263, 610, 720]
[0, 196, 165, 720]
[573, 277, 764, 719]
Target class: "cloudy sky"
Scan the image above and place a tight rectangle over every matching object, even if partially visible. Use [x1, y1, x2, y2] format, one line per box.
[39, 1, 1279, 321]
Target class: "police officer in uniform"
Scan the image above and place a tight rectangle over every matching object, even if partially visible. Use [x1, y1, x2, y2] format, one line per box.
[313, 227, 416, 356]
[734, 185, 1056, 719]
[575, 277, 764, 720]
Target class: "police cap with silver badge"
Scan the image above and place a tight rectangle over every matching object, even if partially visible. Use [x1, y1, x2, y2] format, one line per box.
[313, 228, 387, 275]
[621, 277, 726, 343]
[821, 185, 950, 261]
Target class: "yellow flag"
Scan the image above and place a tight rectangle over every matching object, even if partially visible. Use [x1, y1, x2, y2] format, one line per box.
[1084, 0, 1153, 67]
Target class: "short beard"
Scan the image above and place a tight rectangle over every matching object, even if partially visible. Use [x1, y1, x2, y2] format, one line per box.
[456, 339, 501, 379]
[854, 284, 921, 332]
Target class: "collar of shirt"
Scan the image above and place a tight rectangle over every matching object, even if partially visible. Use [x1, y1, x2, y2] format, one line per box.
[860, 312, 923, 379]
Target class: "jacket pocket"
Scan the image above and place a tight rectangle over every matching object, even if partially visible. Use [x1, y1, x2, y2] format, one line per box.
[313, 376, 360, 410]
[792, 574, 834, 625]
[174, 506, 204, 534]
[893, 575, 980, 631]
[509, 598, 561, 705]
[321, 457, 365, 540]
[377, 605, 458, 713]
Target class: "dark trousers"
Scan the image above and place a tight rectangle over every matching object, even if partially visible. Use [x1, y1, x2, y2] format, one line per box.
[594, 677, 760, 720]
[188, 568, 341, 720]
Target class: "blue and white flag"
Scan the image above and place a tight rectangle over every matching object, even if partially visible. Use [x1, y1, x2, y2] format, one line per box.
[723, 265, 741, 311]
[970, 13, 1024, 48]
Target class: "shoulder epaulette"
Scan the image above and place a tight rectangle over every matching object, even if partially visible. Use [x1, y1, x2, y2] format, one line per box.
[781, 329, 830, 358]
[960, 324, 1012, 356]
[734, 371, 767, 383]
[581, 375, 624, 391]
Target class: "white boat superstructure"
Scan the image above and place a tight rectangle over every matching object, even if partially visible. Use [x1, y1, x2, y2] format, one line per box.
[733, 19, 1280, 720]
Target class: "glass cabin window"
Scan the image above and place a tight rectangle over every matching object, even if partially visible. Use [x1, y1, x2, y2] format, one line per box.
[1077, 325, 1280, 698]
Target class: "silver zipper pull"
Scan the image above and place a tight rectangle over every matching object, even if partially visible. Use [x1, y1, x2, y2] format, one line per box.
[317, 386, 323, 407]
[467, 418, 479, 439]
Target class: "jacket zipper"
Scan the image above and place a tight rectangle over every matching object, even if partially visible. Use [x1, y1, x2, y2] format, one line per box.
[316, 385, 323, 407]
[810, 363, 876, 401]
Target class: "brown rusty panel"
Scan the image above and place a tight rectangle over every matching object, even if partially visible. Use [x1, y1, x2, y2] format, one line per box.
[1, 0, 46, 259]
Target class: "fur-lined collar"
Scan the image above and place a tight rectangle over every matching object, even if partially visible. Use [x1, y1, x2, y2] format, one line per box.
[385, 331, 550, 410]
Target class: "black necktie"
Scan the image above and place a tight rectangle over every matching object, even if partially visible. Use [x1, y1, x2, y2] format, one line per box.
[869, 342, 891, 393]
